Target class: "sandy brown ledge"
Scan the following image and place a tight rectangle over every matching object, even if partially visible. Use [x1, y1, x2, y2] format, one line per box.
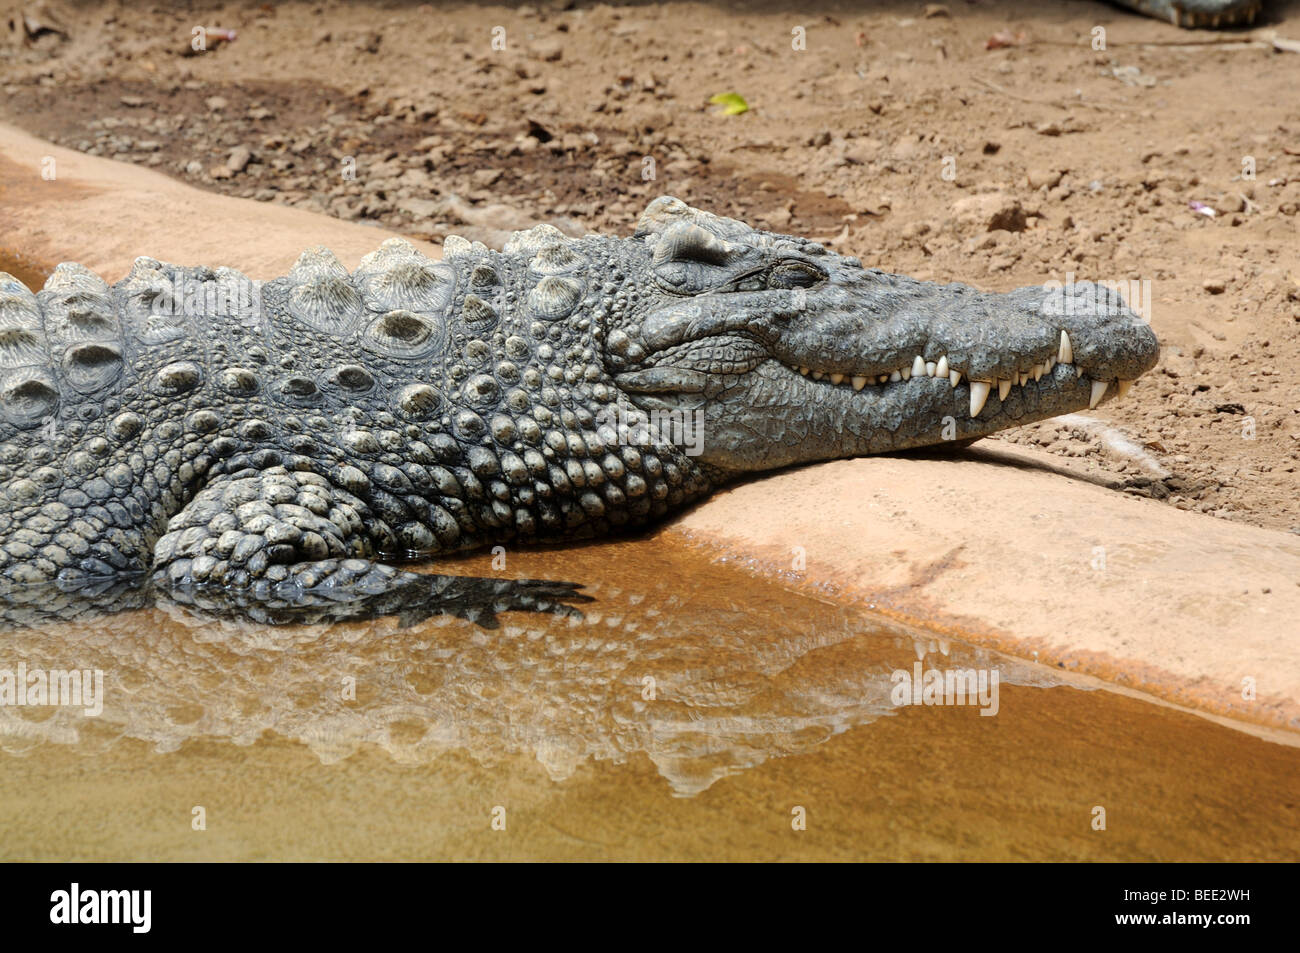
[661, 447, 1300, 736]
[0, 122, 436, 280]
[3, 122, 1297, 739]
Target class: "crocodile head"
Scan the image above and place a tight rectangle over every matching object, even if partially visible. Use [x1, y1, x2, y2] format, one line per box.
[603, 197, 1159, 479]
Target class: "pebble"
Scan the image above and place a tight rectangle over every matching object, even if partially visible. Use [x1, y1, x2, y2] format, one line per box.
[227, 145, 253, 173]
[1027, 168, 1063, 190]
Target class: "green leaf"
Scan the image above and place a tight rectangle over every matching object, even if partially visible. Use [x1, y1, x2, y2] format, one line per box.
[708, 92, 749, 116]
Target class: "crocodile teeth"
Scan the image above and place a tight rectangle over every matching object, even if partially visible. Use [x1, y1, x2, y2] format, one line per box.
[878, 374, 889, 384]
[829, 373, 844, 385]
[925, 361, 937, 377]
[901, 365, 912, 381]
[1077, 365, 1085, 379]
[1059, 330, 1073, 365]
[1116, 379, 1133, 398]
[1089, 380, 1109, 408]
[799, 366, 810, 375]
[998, 379, 1012, 401]
[852, 375, 867, 390]
[889, 370, 902, 382]
[969, 381, 991, 418]
[935, 356, 949, 378]
[812, 370, 824, 380]
[1018, 371, 1029, 387]
[1033, 364, 1043, 382]
[912, 355, 926, 378]
[949, 368, 961, 388]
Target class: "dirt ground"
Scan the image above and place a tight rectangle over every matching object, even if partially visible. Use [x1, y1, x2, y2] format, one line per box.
[2, 0, 1298, 532]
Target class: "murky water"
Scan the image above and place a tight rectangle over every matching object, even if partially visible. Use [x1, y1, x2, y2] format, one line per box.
[2, 538, 1298, 861]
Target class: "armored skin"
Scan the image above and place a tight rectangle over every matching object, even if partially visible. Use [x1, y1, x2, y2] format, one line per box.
[1112, 0, 1262, 28]
[0, 197, 1159, 622]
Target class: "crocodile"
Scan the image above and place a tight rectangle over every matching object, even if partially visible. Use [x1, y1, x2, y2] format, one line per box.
[0, 196, 1159, 625]
[1112, 0, 1263, 28]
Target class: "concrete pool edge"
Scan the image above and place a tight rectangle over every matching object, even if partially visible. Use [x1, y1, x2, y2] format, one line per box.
[661, 449, 1300, 740]
[0, 121, 437, 280]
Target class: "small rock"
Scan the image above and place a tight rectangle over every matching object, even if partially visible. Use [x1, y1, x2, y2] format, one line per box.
[119, 95, 147, 108]
[1203, 278, 1226, 294]
[1027, 168, 1063, 190]
[952, 193, 1028, 232]
[1109, 65, 1156, 88]
[530, 38, 563, 62]
[205, 96, 228, 112]
[398, 197, 440, 218]
[891, 136, 921, 160]
[923, 3, 950, 16]
[842, 138, 882, 164]
[763, 207, 793, 229]
[227, 145, 252, 173]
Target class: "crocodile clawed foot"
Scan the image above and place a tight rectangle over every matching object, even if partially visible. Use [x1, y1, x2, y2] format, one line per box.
[389, 573, 592, 630]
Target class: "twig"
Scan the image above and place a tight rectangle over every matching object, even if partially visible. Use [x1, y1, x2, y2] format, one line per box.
[1143, 41, 1270, 52]
[972, 76, 1131, 115]
[1030, 34, 1267, 48]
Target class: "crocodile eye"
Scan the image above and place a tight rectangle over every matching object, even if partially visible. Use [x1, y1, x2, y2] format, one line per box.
[767, 261, 824, 289]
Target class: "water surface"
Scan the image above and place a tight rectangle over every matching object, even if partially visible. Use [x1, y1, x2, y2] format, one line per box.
[2, 539, 1297, 860]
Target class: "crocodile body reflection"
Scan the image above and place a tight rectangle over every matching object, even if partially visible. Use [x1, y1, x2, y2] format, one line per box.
[0, 543, 1065, 796]
[0, 571, 589, 632]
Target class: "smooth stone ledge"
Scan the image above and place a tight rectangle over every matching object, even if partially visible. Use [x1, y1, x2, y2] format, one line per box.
[0, 121, 436, 282]
[5, 122, 1296, 740]
[664, 447, 1300, 738]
